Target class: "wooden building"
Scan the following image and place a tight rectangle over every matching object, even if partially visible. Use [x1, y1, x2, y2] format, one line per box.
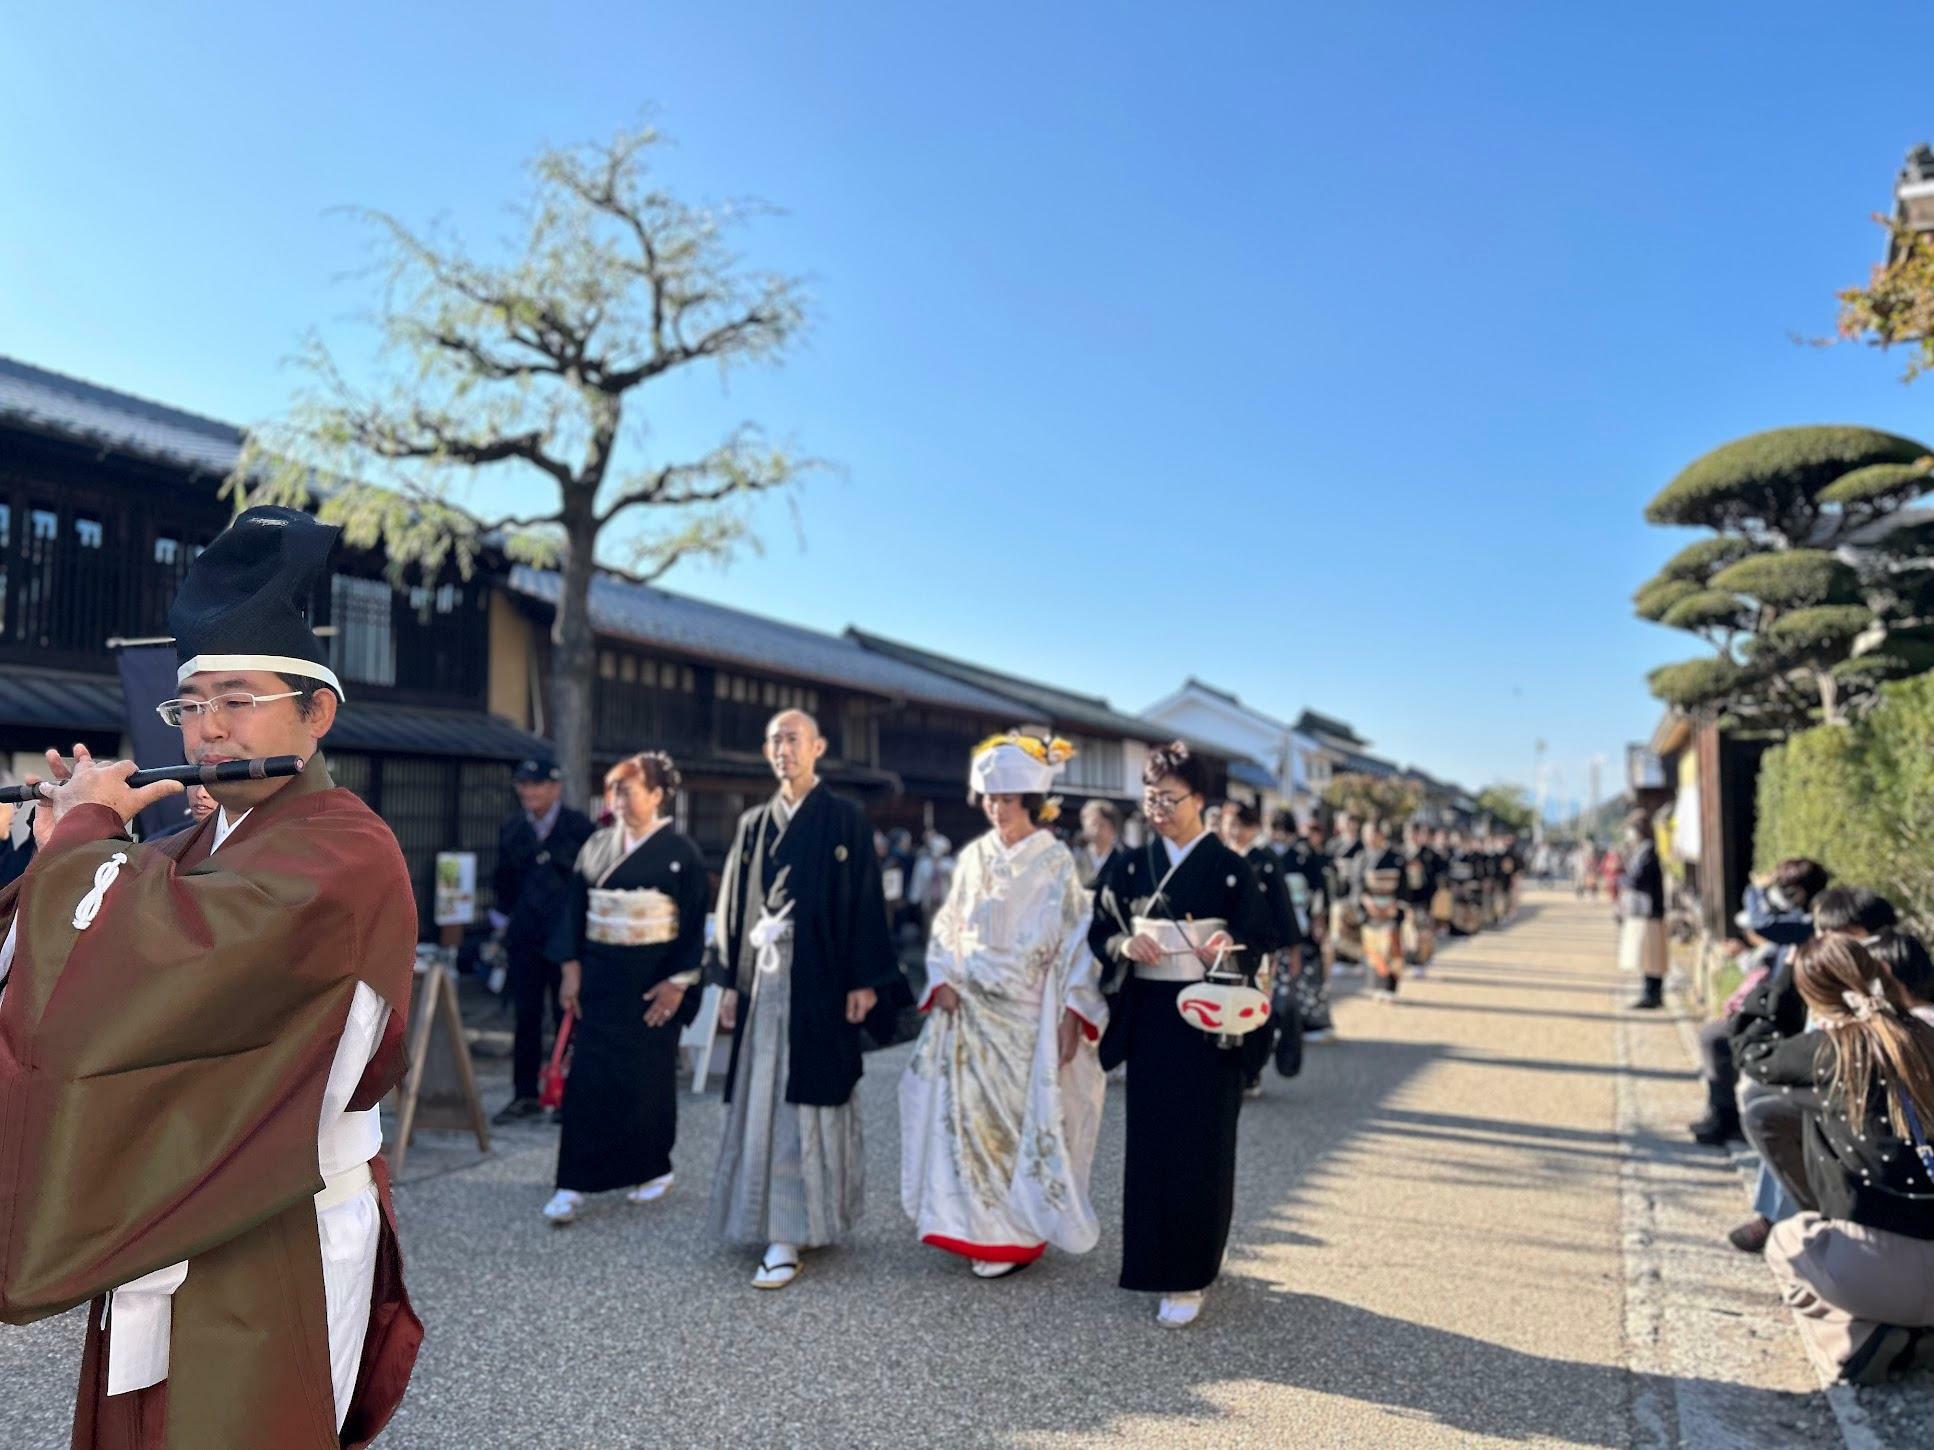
[504, 568, 1036, 858]
[0, 356, 553, 926]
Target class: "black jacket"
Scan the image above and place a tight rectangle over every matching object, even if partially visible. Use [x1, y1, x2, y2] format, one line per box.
[1401, 845, 1442, 907]
[1619, 841, 1664, 920]
[712, 785, 901, 1107]
[1736, 972, 1934, 1242]
[1244, 843, 1303, 954]
[1280, 840, 1325, 900]
[1075, 842, 1126, 891]
[492, 805, 597, 954]
[0, 834, 35, 890]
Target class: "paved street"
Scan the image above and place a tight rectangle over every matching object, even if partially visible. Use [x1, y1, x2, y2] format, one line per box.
[4, 888, 1929, 1447]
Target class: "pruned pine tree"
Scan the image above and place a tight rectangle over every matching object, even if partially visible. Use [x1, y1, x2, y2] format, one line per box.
[1634, 426, 1934, 731]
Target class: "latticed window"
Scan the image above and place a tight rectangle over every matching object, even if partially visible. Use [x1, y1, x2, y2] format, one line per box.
[329, 575, 397, 687]
[594, 646, 702, 754]
[713, 671, 818, 750]
[1060, 735, 1125, 794]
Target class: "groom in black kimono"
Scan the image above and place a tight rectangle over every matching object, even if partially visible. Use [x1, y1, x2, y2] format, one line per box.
[707, 710, 901, 1288]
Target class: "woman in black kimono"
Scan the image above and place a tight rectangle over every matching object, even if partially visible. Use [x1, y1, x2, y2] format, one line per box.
[542, 751, 707, 1225]
[1089, 741, 1271, 1328]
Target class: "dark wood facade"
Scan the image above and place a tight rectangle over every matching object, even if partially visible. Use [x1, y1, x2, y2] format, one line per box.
[0, 428, 533, 929]
[524, 623, 1016, 862]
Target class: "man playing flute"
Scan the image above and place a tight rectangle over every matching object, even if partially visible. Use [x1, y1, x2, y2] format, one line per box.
[0, 505, 422, 1448]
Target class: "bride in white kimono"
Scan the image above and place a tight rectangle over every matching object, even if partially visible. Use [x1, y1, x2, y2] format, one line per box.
[900, 734, 1108, 1278]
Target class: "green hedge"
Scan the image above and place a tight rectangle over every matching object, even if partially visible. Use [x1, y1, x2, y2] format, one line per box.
[1755, 672, 1934, 929]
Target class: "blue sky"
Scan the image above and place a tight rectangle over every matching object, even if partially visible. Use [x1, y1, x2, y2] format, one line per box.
[4, 2, 1930, 805]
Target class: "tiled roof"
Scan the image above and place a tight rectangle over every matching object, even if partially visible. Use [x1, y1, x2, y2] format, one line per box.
[0, 356, 243, 476]
[847, 629, 1183, 744]
[509, 568, 1031, 719]
[1180, 677, 1289, 732]
[1291, 708, 1367, 747]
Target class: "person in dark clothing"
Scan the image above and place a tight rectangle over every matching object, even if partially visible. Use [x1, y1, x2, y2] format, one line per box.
[542, 751, 707, 1223]
[491, 756, 597, 1123]
[1722, 885, 1934, 1255]
[1687, 859, 1829, 1146]
[1497, 833, 1523, 923]
[1353, 819, 1407, 999]
[1400, 821, 1442, 971]
[1216, 800, 1301, 1097]
[707, 709, 902, 1290]
[1444, 832, 1482, 936]
[0, 824, 35, 889]
[1076, 799, 1126, 890]
[1737, 935, 1934, 1383]
[1280, 814, 1334, 1041]
[1089, 743, 1271, 1329]
[1618, 811, 1668, 1010]
[1324, 813, 1363, 972]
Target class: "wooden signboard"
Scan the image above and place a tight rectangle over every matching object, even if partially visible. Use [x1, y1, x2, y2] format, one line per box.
[389, 947, 491, 1175]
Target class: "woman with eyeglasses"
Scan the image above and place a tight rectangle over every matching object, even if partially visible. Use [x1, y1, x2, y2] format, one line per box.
[1088, 741, 1271, 1329]
[540, 751, 708, 1226]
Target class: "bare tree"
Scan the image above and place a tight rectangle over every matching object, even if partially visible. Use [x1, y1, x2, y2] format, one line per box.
[228, 124, 813, 798]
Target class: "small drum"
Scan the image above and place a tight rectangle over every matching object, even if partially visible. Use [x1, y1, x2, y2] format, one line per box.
[586, 887, 679, 947]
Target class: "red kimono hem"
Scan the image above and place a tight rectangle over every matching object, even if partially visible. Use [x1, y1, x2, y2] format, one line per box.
[922, 1234, 1047, 1264]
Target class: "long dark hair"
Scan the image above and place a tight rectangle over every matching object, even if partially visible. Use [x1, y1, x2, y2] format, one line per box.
[1792, 935, 1934, 1139]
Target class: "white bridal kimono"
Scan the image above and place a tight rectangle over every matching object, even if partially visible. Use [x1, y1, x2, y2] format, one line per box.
[900, 829, 1108, 1262]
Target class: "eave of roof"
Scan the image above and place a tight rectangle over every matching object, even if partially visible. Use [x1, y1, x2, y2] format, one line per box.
[0, 663, 550, 761]
[846, 628, 1183, 745]
[510, 568, 1032, 719]
[0, 355, 243, 477]
[1291, 708, 1367, 746]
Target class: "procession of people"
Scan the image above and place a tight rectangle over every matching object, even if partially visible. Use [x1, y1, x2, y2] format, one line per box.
[500, 722, 1534, 1334]
[0, 509, 1547, 1447]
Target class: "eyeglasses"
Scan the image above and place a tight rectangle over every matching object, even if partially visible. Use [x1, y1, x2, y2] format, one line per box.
[156, 690, 302, 727]
[1143, 790, 1193, 812]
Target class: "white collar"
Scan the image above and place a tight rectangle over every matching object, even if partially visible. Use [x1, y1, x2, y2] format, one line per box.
[993, 827, 1046, 863]
[212, 807, 253, 852]
[1162, 828, 1209, 867]
[775, 781, 818, 822]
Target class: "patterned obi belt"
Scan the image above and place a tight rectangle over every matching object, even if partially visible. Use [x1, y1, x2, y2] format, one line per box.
[587, 887, 679, 947]
[1361, 868, 1402, 920]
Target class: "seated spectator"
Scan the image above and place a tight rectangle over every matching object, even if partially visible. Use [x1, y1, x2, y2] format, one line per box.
[1722, 870, 1863, 1248]
[1687, 858, 1828, 1147]
[1736, 935, 1934, 1383]
[1871, 930, 1934, 1005]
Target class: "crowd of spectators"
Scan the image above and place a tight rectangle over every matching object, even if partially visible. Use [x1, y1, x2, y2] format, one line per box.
[1677, 847, 1934, 1384]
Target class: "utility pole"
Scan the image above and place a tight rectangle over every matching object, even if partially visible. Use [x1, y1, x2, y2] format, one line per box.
[1532, 738, 1548, 847]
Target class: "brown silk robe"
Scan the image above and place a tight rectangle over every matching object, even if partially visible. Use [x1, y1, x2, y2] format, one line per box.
[0, 761, 423, 1448]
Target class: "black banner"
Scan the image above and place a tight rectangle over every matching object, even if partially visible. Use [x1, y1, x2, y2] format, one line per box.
[114, 644, 191, 838]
